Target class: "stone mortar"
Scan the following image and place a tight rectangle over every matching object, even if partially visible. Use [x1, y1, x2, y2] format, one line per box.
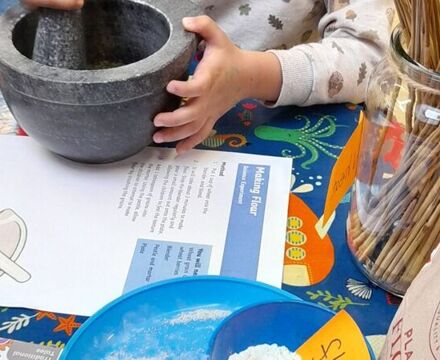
[0, 0, 199, 163]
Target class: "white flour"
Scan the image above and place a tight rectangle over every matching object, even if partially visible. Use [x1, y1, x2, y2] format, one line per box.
[167, 309, 231, 325]
[104, 352, 167, 360]
[228, 344, 301, 360]
[104, 351, 209, 360]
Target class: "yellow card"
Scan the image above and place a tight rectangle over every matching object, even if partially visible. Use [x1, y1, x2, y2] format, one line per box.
[322, 111, 364, 225]
[295, 310, 371, 360]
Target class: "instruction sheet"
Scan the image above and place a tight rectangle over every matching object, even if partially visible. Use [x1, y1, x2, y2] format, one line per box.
[0, 136, 291, 316]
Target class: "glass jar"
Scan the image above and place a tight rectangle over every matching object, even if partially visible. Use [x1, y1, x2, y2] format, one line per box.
[347, 26, 440, 296]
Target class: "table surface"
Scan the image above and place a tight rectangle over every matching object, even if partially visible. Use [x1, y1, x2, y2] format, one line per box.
[0, 0, 399, 355]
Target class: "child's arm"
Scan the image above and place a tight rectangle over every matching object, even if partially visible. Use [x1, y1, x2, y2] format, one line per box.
[155, 1, 394, 153]
[269, 0, 395, 107]
[153, 16, 283, 154]
[21, 0, 83, 9]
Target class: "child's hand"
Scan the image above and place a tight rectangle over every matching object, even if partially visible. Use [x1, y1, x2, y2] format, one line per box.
[21, 0, 83, 9]
[153, 16, 249, 155]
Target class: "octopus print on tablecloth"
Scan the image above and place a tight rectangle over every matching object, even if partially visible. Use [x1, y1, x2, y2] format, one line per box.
[254, 115, 343, 169]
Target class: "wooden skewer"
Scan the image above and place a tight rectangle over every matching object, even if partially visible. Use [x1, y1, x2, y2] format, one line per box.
[399, 201, 440, 282]
[381, 176, 440, 281]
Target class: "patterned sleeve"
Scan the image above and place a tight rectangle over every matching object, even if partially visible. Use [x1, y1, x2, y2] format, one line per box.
[269, 0, 395, 106]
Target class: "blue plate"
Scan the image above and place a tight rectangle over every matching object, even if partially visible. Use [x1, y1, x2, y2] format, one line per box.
[209, 300, 375, 360]
[60, 276, 300, 360]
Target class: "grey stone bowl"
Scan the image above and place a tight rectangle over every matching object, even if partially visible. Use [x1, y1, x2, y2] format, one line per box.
[0, 0, 199, 163]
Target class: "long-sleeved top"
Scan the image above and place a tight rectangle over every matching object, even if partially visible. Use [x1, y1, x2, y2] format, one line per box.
[196, 0, 395, 106]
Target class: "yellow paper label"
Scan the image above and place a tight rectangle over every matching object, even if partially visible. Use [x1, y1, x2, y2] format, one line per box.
[295, 310, 371, 360]
[322, 111, 364, 224]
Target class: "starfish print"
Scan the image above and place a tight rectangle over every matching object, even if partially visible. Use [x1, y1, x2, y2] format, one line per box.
[36, 311, 57, 321]
[53, 315, 81, 336]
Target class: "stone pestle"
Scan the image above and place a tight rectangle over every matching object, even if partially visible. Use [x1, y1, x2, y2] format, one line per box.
[32, 8, 86, 69]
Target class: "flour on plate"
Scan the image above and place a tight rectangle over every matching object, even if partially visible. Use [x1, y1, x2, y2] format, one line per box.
[167, 309, 231, 325]
[228, 344, 301, 360]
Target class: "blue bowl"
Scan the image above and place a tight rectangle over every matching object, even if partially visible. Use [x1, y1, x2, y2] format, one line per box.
[60, 276, 301, 360]
[209, 300, 375, 360]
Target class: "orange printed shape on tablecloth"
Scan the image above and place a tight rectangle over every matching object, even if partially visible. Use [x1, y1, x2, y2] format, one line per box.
[382, 120, 405, 170]
[345, 103, 358, 111]
[53, 315, 81, 336]
[283, 194, 334, 286]
[36, 311, 57, 321]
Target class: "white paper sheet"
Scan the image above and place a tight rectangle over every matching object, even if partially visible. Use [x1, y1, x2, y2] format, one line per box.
[0, 136, 292, 316]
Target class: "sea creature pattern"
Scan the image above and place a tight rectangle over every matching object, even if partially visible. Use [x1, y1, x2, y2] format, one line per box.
[238, 102, 257, 127]
[284, 193, 335, 287]
[201, 130, 247, 148]
[255, 115, 343, 169]
[346, 278, 373, 300]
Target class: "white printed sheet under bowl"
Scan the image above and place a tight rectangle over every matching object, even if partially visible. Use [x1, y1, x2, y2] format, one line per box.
[60, 276, 301, 359]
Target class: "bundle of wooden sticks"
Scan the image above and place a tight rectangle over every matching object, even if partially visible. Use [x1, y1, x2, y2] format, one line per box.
[349, 0, 440, 294]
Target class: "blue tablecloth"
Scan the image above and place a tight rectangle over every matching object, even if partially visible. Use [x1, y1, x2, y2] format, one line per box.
[0, 1, 16, 12]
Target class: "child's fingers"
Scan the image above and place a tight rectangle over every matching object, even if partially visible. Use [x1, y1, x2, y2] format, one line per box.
[182, 16, 225, 45]
[154, 104, 198, 128]
[167, 73, 211, 98]
[22, 0, 83, 9]
[153, 118, 205, 144]
[176, 122, 214, 155]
